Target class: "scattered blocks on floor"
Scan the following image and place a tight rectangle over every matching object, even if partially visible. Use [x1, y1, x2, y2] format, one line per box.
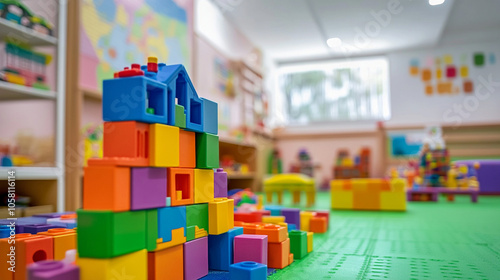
[194, 169, 214, 203]
[167, 168, 194, 206]
[27, 260, 80, 280]
[214, 168, 228, 198]
[38, 228, 76, 261]
[83, 165, 130, 212]
[309, 217, 327, 233]
[208, 198, 234, 235]
[264, 205, 283, 216]
[234, 212, 263, 223]
[196, 133, 219, 169]
[255, 224, 287, 243]
[46, 214, 77, 229]
[131, 167, 167, 210]
[234, 234, 268, 265]
[268, 238, 290, 269]
[149, 123, 180, 167]
[307, 232, 313, 253]
[78, 249, 147, 280]
[262, 216, 285, 225]
[208, 227, 243, 271]
[183, 236, 208, 280]
[281, 208, 300, 229]
[300, 211, 315, 232]
[289, 230, 308, 260]
[229, 261, 267, 280]
[148, 245, 183, 280]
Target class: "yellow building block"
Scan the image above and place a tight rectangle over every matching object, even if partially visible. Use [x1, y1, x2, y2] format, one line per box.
[155, 228, 186, 251]
[208, 198, 234, 235]
[307, 232, 313, 253]
[262, 216, 286, 225]
[380, 191, 407, 211]
[300, 212, 315, 231]
[352, 179, 369, 192]
[330, 180, 344, 191]
[78, 249, 147, 280]
[277, 222, 288, 231]
[194, 169, 214, 203]
[331, 191, 353, 209]
[149, 124, 179, 167]
[38, 228, 76, 261]
[390, 178, 406, 192]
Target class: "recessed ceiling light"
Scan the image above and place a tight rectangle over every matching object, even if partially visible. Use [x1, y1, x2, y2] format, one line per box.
[429, 0, 445, 6]
[327, 37, 342, 48]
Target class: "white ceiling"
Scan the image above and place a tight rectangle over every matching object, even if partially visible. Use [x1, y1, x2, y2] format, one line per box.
[218, 0, 500, 63]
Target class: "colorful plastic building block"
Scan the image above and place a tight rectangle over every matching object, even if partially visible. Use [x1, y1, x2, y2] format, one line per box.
[46, 214, 77, 229]
[145, 209, 158, 251]
[255, 224, 287, 243]
[186, 204, 208, 241]
[77, 249, 147, 280]
[148, 245, 183, 280]
[262, 216, 285, 225]
[76, 209, 146, 258]
[175, 104, 186, 129]
[179, 129, 196, 168]
[264, 205, 283, 216]
[234, 212, 262, 223]
[183, 236, 208, 280]
[300, 212, 315, 232]
[83, 165, 130, 212]
[214, 168, 228, 198]
[268, 238, 290, 269]
[37, 229, 76, 261]
[167, 168, 194, 206]
[130, 167, 167, 210]
[202, 98, 218, 135]
[194, 169, 214, 203]
[281, 208, 300, 229]
[157, 206, 186, 246]
[208, 227, 243, 271]
[307, 232, 313, 253]
[0, 225, 9, 238]
[229, 261, 267, 280]
[0, 233, 54, 280]
[149, 123, 180, 167]
[234, 234, 268, 265]
[313, 211, 329, 228]
[309, 217, 327, 233]
[208, 198, 234, 235]
[289, 230, 307, 259]
[20, 224, 63, 234]
[27, 260, 80, 280]
[196, 132, 219, 169]
[102, 121, 149, 166]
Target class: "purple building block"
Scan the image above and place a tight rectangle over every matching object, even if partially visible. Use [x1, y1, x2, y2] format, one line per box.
[214, 168, 228, 198]
[131, 167, 167, 210]
[281, 208, 300, 229]
[33, 212, 75, 219]
[27, 260, 80, 280]
[455, 160, 500, 194]
[234, 234, 268, 265]
[184, 236, 208, 280]
[23, 224, 64, 234]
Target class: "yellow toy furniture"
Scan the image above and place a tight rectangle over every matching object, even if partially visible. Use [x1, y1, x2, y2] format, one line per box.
[264, 174, 315, 207]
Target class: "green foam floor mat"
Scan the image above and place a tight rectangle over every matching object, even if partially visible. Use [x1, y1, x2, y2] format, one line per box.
[267, 192, 500, 279]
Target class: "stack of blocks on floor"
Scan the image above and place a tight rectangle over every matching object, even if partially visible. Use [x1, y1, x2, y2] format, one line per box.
[330, 178, 407, 211]
[77, 58, 231, 280]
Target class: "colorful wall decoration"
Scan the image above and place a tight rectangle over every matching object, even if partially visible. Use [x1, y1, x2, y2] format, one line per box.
[409, 52, 496, 96]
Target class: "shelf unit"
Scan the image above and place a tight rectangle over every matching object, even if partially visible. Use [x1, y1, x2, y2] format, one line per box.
[0, 1, 67, 212]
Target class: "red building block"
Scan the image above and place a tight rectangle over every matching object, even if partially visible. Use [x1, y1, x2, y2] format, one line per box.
[234, 212, 262, 223]
[313, 211, 330, 228]
[103, 121, 149, 166]
[168, 168, 194, 206]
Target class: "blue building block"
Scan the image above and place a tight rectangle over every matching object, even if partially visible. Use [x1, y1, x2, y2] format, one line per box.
[208, 227, 243, 271]
[287, 224, 297, 232]
[103, 75, 175, 125]
[0, 225, 11, 238]
[23, 224, 64, 234]
[202, 98, 218, 135]
[158, 206, 186, 242]
[229, 262, 267, 280]
[264, 206, 283, 216]
[143, 64, 204, 132]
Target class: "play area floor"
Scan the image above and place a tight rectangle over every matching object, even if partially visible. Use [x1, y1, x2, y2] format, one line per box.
[268, 192, 500, 280]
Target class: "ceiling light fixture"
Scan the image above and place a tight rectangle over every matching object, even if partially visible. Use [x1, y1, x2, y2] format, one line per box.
[327, 37, 342, 48]
[429, 0, 445, 6]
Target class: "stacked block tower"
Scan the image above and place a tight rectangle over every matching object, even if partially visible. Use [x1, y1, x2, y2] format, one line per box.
[77, 57, 234, 280]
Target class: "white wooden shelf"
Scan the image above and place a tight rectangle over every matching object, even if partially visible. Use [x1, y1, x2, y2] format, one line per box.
[0, 167, 61, 180]
[0, 81, 57, 100]
[0, 17, 58, 46]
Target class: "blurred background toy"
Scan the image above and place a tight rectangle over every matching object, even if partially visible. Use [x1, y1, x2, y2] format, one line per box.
[333, 147, 370, 179]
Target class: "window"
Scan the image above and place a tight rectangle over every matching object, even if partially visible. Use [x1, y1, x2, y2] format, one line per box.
[274, 58, 390, 126]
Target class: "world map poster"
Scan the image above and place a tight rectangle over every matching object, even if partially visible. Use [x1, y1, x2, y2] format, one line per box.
[79, 0, 193, 91]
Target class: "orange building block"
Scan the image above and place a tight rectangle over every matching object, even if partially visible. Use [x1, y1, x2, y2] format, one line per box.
[256, 224, 288, 243]
[38, 228, 76, 261]
[83, 165, 130, 211]
[234, 222, 261, 234]
[288, 253, 294, 265]
[268, 238, 290, 269]
[148, 244, 183, 280]
[0, 233, 54, 280]
[168, 168, 194, 206]
[103, 121, 149, 165]
[179, 130, 196, 168]
[309, 217, 327, 233]
[353, 190, 380, 210]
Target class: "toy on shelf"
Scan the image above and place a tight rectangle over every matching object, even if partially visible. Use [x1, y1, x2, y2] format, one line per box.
[331, 178, 407, 211]
[264, 174, 315, 207]
[0, 41, 52, 89]
[454, 160, 500, 194]
[267, 148, 283, 174]
[0, 0, 54, 35]
[220, 154, 251, 176]
[82, 123, 102, 166]
[333, 147, 370, 179]
[290, 148, 314, 177]
[419, 146, 450, 187]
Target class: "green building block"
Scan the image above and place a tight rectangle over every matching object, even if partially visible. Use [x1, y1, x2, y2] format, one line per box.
[196, 132, 219, 169]
[186, 226, 196, 241]
[474, 53, 485, 66]
[77, 209, 147, 258]
[186, 203, 209, 234]
[146, 209, 158, 251]
[175, 104, 186, 128]
[289, 230, 308, 259]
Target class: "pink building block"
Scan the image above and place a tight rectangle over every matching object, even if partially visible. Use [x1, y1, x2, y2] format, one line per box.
[234, 234, 268, 265]
[184, 236, 208, 280]
[27, 260, 80, 280]
[131, 167, 167, 210]
[214, 168, 228, 198]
